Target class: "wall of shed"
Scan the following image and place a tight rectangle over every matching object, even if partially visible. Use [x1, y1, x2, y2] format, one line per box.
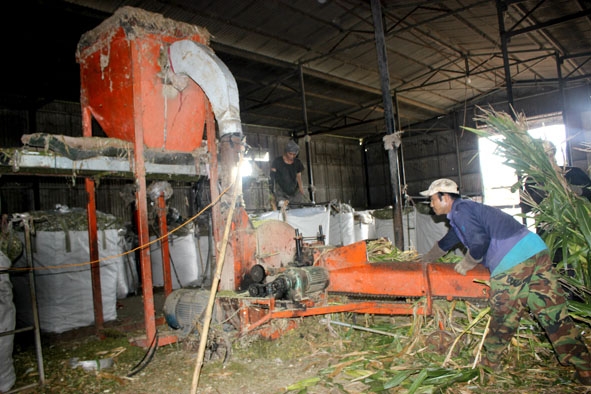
[243, 125, 366, 210]
[0, 102, 367, 221]
[363, 121, 482, 208]
[362, 85, 591, 206]
[401, 124, 481, 199]
[2, 84, 591, 220]
[562, 86, 591, 172]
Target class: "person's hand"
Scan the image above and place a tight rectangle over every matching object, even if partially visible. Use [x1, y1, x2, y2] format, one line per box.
[421, 244, 446, 262]
[571, 185, 584, 196]
[454, 253, 482, 275]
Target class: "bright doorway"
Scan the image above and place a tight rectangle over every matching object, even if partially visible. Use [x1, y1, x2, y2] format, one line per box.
[478, 119, 566, 212]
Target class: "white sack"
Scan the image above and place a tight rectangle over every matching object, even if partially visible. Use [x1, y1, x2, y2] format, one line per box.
[329, 211, 355, 246]
[12, 230, 119, 333]
[375, 218, 394, 243]
[416, 210, 454, 254]
[0, 252, 15, 392]
[258, 206, 330, 240]
[150, 232, 203, 289]
[116, 236, 139, 298]
[353, 210, 376, 242]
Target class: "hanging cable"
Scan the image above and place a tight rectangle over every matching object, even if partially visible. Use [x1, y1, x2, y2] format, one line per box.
[126, 329, 159, 377]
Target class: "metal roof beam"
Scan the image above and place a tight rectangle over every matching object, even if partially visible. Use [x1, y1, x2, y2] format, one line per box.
[507, 8, 591, 37]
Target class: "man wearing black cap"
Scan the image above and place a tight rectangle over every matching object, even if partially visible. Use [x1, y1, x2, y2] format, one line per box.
[420, 178, 591, 385]
[270, 140, 310, 209]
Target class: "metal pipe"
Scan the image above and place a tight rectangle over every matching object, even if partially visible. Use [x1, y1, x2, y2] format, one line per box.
[496, 0, 515, 116]
[394, 91, 407, 193]
[169, 40, 242, 137]
[298, 64, 316, 203]
[370, 0, 404, 249]
[22, 215, 45, 386]
[362, 140, 371, 207]
[319, 318, 398, 337]
[85, 178, 104, 336]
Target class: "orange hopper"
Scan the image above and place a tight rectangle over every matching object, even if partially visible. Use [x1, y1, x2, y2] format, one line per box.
[76, 6, 211, 151]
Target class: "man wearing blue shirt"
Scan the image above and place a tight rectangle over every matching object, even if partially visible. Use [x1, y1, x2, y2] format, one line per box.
[420, 178, 591, 385]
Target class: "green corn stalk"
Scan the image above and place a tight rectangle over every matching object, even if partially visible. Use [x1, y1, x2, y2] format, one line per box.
[464, 107, 591, 319]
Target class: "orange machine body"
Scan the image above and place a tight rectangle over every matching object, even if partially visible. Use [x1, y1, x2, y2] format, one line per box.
[218, 239, 490, 339]
[76, 7, 209, 152]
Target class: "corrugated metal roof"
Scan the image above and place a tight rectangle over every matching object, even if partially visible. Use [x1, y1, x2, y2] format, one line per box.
[13, 0, 591, 140]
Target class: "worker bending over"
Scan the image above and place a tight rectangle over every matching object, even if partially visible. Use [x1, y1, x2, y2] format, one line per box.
[420, 178, 591, 385]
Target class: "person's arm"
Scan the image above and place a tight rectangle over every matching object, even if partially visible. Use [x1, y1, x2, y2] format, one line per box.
[269, 167, 276, 193]
[438, 229, 461, 252]
[296, 172, 304, 194]
[454, 251, 482, 275]
[421, 244, 446, 262]
[421, 230, 460, 262]
[565, 167, 591, 201]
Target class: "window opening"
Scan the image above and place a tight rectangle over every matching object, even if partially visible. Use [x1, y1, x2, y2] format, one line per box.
[478, 114, 565, 219]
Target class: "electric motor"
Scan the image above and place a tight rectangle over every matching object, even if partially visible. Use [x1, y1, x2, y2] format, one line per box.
[249, 266, 329, 302]
[163, 288, 213, 334]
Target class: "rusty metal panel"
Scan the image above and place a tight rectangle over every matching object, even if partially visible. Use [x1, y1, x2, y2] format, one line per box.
[402, 133, 440, 159]
[461, 173, 483, 197]
[311, 138, 366, 207]
[398, 128, 482, 197]
[0, 109, 29, 147]
[36, 102, 83, 137]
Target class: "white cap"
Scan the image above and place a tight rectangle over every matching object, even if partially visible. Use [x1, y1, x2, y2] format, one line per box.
[420, 178, 459, 197]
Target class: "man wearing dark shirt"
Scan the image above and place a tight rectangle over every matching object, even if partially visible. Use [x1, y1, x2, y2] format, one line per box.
[270, 140, 310, 208]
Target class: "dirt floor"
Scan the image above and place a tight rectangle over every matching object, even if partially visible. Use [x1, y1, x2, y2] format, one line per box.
[12, 288, 339, 394]
[9, 290, 591, 394]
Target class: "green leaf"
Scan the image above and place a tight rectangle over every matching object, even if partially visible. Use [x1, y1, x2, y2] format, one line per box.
[383, 369, 415, 389]
[407, 368, 429, 394]
[285, 377, 320, 391]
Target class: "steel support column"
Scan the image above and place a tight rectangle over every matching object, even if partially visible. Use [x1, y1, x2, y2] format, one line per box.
[298, 64, 316, 203]
[556, 53, 573, 165]
[130, 43, 156, 347]
[81, 105, 104, 336]
[158, 194, 172, 296]
[85, 178, 104, 336]
[370, 0, 404, 249]
[496, 0, 515, 116]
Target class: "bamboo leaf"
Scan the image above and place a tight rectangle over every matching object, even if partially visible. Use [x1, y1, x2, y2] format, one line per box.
[407, 368, 429, 394]
[383, 369, 415, 389]
[285, 377, 320, 391]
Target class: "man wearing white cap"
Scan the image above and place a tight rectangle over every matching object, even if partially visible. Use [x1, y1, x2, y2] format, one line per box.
[420, 178, 591, 385]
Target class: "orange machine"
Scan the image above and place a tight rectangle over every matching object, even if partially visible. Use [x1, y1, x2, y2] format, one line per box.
[165, 219, 490, 340]
[73, 6, 489, 345]
[75, 6, 238, 347]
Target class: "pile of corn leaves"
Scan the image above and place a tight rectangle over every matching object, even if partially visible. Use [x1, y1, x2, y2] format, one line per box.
[467, 108, 591, 320]
[285, 108, 591, 393]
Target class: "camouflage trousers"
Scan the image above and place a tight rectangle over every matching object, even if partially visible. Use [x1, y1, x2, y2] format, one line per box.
[485, 250, 591, 370]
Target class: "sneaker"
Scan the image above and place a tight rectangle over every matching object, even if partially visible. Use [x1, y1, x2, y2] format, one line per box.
[575, 369, 591, 385]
